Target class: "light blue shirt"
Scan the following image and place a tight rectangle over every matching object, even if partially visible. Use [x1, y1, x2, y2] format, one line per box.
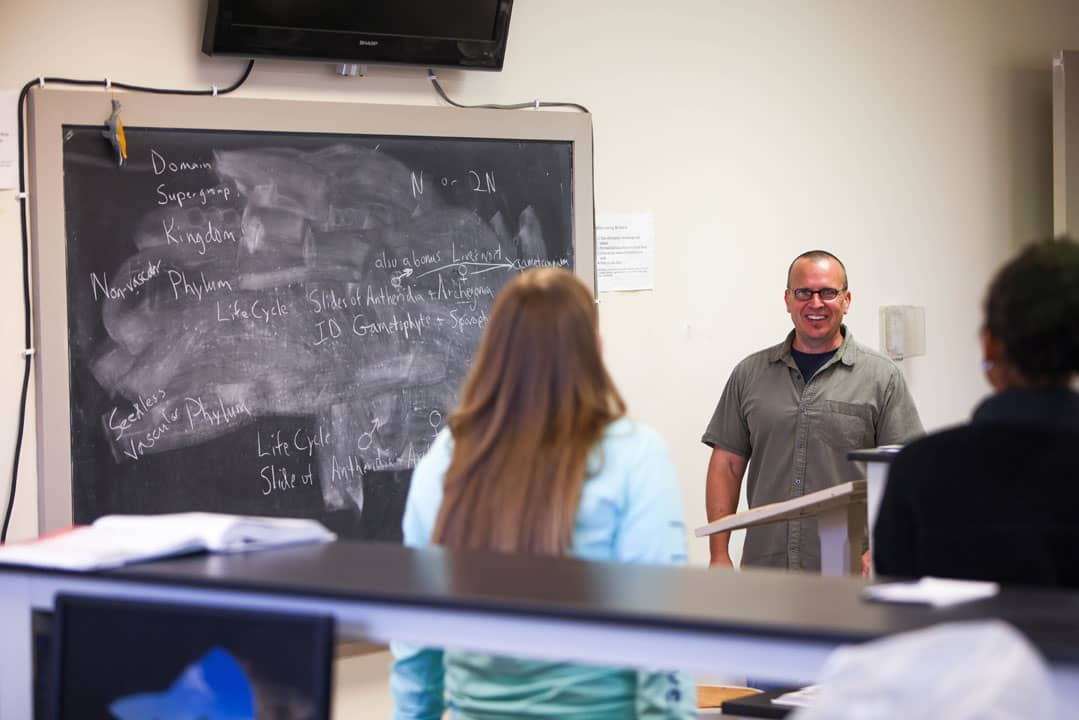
[391, 418, 697, 719]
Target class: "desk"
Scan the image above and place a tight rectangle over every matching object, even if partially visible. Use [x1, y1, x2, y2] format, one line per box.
[4, 541, 1079, 718]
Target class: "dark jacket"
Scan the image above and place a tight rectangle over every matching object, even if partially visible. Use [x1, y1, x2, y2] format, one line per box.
[873, 388, 1079, 588]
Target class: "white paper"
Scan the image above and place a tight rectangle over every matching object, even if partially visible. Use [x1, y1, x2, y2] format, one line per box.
[862, 576, 999, 608]
[773, 684, 820, 708]
[596, 212, 654, 292]
[0, 90, 18, 190]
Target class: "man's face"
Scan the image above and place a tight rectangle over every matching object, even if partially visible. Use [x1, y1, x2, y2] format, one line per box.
[784, 257, 850, 352]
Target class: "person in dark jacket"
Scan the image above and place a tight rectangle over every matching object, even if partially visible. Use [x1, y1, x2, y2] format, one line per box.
[873, 238, 1079, 587]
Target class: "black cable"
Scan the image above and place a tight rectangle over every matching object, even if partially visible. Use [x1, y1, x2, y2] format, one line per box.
[427, 69, 590, 113]
[0, 60, 255, 544]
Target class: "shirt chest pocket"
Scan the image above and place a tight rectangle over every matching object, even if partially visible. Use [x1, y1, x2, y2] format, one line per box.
[820, 400, 875, 449]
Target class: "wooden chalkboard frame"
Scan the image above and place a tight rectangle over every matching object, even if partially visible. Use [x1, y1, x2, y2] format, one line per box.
[26, 88, 594, 534]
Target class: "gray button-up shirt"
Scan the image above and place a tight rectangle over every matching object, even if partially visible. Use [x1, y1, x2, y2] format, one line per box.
[702, 327, 923, 571]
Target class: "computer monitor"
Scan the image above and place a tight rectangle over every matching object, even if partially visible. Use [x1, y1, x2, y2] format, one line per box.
[50, 594, 334, 720]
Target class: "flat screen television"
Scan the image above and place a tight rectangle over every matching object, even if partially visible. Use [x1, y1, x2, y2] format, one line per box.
[204, 0, 514, 71]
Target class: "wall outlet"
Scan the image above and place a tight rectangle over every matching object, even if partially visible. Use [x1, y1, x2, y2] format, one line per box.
[879, 305, 926, 361]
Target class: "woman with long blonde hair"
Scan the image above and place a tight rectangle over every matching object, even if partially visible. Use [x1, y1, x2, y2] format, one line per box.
[391, 267, 695, 719]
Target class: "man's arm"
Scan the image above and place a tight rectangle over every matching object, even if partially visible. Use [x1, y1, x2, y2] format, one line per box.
[705, 447, 748, 567]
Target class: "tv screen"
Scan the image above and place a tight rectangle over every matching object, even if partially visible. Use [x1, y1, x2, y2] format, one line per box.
[204, 0, 514, 71]
[50, 594, 334, 720]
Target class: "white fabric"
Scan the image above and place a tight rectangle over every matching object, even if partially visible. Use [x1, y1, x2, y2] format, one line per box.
[791, 620, 1054, 720]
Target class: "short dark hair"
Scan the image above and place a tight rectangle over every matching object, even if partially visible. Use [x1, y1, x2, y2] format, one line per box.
[984, 237, 1079, 381]
[787, 250, 848, 289]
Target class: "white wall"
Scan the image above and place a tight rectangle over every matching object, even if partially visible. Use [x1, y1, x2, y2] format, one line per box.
[3, 0, 1079, 712]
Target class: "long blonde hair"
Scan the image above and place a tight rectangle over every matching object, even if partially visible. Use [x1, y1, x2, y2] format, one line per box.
[432, 268, 626, 555]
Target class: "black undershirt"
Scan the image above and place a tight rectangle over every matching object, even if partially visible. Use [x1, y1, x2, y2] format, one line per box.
[791, 347, 837, 383]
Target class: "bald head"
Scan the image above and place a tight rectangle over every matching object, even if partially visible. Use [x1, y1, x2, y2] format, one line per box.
[787, 250, 848, 289]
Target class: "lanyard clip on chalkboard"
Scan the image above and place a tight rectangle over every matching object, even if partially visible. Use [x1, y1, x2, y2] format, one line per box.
[101, 99, 127, 168]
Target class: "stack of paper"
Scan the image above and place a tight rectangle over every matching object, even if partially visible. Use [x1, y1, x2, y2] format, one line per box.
[862, 577, 1000, 607]
[0, 512, 336, 571]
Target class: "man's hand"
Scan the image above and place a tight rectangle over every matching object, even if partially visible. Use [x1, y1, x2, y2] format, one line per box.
[861, 550, 871, 577]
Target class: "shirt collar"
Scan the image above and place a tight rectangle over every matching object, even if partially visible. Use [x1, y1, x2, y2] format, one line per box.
[771, 325, 857, 367]
[971, 387, 1079, 432]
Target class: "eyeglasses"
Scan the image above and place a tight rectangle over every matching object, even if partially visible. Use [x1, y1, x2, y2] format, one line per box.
[788, 287, 846, 302]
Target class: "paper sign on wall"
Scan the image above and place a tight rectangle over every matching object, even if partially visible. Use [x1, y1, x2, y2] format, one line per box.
[596, 212, 655, 292]
[0, 90, 18, 190]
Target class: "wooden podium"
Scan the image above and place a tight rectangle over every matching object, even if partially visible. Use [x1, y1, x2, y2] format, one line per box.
[695, 481, 868, 576]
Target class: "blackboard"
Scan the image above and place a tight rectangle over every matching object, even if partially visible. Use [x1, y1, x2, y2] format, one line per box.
[28, 91, 594, 539]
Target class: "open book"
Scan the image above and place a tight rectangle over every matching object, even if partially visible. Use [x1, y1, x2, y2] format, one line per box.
[0, 512, 336, 571]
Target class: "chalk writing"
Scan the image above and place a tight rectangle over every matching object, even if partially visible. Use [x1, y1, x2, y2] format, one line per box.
[63, 125, 577, 540]
[468, 170, 496, 193]
[151, 149, 213, 175]
[120, 405, 181, 461]
[168, 270, 233, 302]
[261, 463, 314, 495]
[351, 311, 434, 339]
[183, 395, 253, 430]
[106, 390, 168, 442]
[162, 216, 238, 255]
[156, 184, 232, 208]
[90, 259, 163, 302]
[215, 295, 290, 324]
[256, 425, 332, 460]
[365, 283, 426, 308]
[306, 287, 361, 313]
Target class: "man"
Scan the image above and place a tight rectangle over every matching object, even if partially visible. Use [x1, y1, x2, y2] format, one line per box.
[701, 250, 923, 572]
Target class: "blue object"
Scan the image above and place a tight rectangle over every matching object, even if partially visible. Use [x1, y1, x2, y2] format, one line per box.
[110, 647, 255, 720]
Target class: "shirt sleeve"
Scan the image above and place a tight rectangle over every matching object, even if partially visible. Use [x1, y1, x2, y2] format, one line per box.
[614, 426, 688, 566]
[700, 362, 751, 458]
[401, 429, 453, 548]
[391, 430, 453, 720]
[875, 368, 925, 446]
